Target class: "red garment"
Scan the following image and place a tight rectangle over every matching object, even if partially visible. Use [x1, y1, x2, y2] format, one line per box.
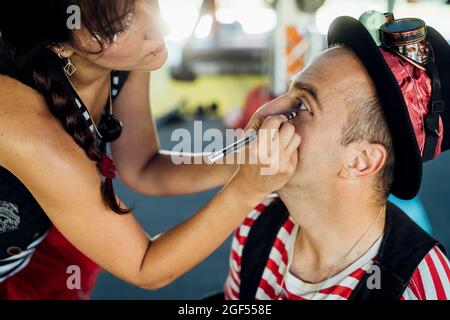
[0, 226, 101, 300]
[235, 85, 276, 129]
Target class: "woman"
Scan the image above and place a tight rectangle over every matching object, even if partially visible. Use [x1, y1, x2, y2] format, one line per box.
[0, 0, 301, 299]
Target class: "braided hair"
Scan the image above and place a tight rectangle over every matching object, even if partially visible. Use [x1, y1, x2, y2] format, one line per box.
[0, 0, 136, 214]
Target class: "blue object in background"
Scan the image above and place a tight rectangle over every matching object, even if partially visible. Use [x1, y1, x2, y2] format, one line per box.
[388, 195, 433, 235]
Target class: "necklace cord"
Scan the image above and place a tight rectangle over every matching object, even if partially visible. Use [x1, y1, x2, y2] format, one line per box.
[64, 71, 114, 140]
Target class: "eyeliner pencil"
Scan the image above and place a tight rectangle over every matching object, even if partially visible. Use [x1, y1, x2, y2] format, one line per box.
[208, 112, 297, 163]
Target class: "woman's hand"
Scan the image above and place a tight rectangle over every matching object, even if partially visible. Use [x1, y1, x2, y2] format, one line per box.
[231, 114, 301, 199]
[244, 95, 292, 132]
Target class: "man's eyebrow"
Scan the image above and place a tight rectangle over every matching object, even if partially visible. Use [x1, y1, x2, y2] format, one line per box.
[292, 81, 322, 111]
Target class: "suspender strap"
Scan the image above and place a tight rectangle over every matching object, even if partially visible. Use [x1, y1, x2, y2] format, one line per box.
[423, 60, 444, 161]
[350, 202, 445, 300]
[239, 199, 289, 300]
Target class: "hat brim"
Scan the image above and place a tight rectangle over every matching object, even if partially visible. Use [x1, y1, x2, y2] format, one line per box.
[327, 16, 421, 200]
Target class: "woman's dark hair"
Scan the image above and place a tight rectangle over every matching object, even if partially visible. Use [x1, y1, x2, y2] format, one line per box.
[0, 0, 136, 214]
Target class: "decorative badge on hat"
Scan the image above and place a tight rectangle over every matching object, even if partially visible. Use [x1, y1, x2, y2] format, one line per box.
[359, 10, 444, 162]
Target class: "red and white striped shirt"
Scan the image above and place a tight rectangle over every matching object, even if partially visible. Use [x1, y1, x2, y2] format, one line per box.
[224, 197, 450, 300]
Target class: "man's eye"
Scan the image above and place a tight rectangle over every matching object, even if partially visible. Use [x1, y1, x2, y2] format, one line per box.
[295, 100, 310, 113]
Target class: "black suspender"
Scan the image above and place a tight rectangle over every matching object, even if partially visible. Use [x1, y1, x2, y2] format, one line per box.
[350, 202, 444, 299]
[239, 199, 289, 300]
[423, 60, 444, 161]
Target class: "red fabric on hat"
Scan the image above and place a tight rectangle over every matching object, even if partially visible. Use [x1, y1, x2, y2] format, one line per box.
[380, 49, 443, 158]
[0, 226, 101, 300]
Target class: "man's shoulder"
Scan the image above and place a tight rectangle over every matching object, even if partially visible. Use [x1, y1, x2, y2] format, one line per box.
[241, 194, 281, 226]
[386, 200, 441, 250]
[234, 194, 293, 248]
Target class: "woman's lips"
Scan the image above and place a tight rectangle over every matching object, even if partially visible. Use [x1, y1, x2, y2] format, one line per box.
[151, 43, 166, 55]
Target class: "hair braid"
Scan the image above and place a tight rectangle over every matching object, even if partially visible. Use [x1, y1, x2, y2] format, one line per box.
[13, 48, 132, 214]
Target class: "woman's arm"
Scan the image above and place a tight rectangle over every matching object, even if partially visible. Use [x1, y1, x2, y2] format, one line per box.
[0, 86, 300, 290]
[110, 70, 237, 196]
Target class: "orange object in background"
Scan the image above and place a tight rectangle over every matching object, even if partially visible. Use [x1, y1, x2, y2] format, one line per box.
[285, 26, 307, 80]
[234, 26, 308, 129]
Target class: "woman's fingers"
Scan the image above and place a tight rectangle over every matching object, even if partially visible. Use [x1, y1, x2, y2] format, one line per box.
[284, 132, 302, 156]
[255, 96, 293, 118]
[255, 115, 290, 164]
[285, 133, 301, 170]
[259, 114, 288, 136]
[250, 115, 299, 171]
[234, 114, 301, 196]
[278, 122, 296, 151]
[271, 131, 301, 173]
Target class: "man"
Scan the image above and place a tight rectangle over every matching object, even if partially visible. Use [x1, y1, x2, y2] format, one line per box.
[223, 13, 450, 300]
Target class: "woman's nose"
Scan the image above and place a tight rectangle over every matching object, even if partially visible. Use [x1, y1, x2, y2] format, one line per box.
[159, 18, 171, 37]
[142, 2, 170, 39]
[143, 14, 170, 39]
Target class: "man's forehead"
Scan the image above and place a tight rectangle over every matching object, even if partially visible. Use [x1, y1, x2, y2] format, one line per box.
[291, 47, 374, 99]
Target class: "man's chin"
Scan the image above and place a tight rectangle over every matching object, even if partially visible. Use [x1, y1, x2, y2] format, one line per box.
[277, 171, 308, 198]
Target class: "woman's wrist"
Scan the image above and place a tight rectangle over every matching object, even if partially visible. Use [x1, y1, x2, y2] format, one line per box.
[223, 173, 267, 207]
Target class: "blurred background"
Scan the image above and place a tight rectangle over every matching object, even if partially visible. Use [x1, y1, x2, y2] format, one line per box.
[92, 0, 450, 299]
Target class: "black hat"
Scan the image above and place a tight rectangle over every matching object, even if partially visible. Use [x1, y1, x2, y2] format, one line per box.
[327, 14, 450, 200]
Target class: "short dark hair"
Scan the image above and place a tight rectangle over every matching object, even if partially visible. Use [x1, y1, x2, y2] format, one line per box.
[341, 95, 395, 200]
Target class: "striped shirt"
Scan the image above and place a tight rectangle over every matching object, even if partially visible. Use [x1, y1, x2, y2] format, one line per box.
[0, 231, 48, 283]
[224, 197, 450, 300]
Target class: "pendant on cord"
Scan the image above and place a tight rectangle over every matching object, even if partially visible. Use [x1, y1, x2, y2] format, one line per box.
[98, 114, 123, 142]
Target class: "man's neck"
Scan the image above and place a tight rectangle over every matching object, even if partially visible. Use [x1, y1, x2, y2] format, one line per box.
[278, 187, 386, 283]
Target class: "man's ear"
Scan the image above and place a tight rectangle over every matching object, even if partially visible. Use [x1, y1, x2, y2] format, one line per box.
[49, 43, 74, 59]
[339, 141, 387, 180]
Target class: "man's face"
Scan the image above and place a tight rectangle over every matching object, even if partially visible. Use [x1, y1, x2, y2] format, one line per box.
[268, 47, 377, 195]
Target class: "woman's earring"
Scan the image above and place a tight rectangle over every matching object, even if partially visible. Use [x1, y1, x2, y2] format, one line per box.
[56, 45, 76, 76]
[63, 58, 77, 76]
